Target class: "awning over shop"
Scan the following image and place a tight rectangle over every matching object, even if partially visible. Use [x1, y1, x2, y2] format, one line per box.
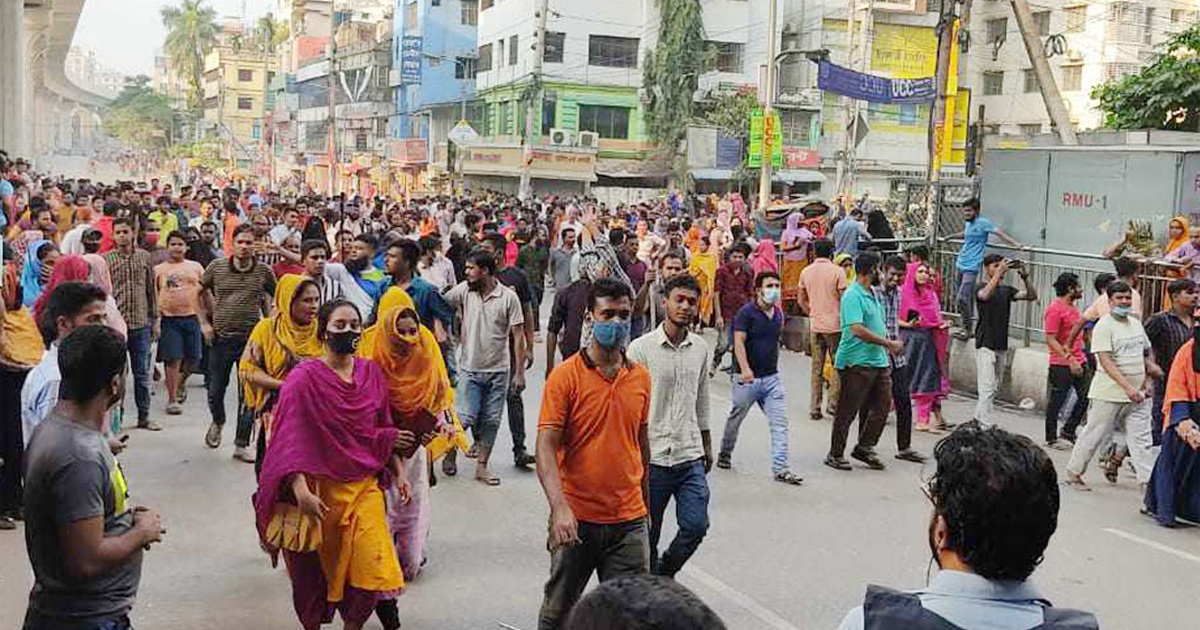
[460, 144, 597, 182]
[774, 169, 826, 183]
[691, 168, 737, 181]
[595, 157, 669, 180]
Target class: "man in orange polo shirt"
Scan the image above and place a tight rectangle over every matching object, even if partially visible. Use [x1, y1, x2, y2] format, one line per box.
[535, 277, 652, 630]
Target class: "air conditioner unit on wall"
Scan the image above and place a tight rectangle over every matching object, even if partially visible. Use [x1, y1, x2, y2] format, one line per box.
[549, 128, 573, 146]
[576, 131, 599, 149]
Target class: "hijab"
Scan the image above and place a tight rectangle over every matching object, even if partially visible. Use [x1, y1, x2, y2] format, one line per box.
[19, 240, 52, 308]
[750, 239, 779, 275]
[33, 254, 91, 321]
[834, 252, 856, 282]
[866, 209, 896, 241]
[1166, 216, 1190, 255]
[900, 262, 944, 327]
[240, 274, 324, 412]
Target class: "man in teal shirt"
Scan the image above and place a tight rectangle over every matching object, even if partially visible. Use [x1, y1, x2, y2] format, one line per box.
[827, 251, 904, 472]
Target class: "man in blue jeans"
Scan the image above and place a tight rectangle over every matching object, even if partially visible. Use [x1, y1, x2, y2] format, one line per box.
[443, 249, 526, 485]
[944, 198, 1022, 338]
[106, 218, 159, 431]
[627, 274, 712, 577]
[716, 271, 804, 485]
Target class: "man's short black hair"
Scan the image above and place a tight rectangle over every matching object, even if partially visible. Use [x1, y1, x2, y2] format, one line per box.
[907, 244, 930, 261]
[963, 197, 980, 211]
[418, 235, 441, 255]
[1112, 256, 1138, 279]
[301, 239, 329, 259]
[466, 248, 497, 275]
[729, 242, 752, 257]
[813, 239, 834, 259]
[388, 238, 421, 269]
[855, 250, 881, 275]
[587, 277, 633, 310]
[885, 254, 907, 273]
[566, 574, 726, 630]
[1168, 277, 1197, 298]
[754, 270, 781, 288]
[608, 228, 626, 247]
[665, 273, 701, 299]
[982, 253, 1005, 267]
[1053, 272, 1080, 297]
[354, 232, 379, 252]
[1106, 280, 1132, 297]
[659, 251, 685, 268]
[37, 282, 108, 347]
[929, 424, 1059, 581]
[58, 325, 127, 403]
[1093, 272, 1115, 294]
[166, 230, 186, 245]
[112, 216, 134, 231]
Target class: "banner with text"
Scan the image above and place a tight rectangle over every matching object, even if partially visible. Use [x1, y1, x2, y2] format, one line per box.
[401, 36, 423, 84]
[816, 60, 935, 104]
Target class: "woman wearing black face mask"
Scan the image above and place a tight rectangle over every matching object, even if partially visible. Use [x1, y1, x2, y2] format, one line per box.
[254, 298, 411, 630]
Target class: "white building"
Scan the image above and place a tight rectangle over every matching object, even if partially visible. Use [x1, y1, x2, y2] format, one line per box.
[969, 0, 1199, 135]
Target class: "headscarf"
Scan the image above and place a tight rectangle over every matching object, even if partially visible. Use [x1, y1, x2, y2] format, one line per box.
[253, 357, 399, 545]
[82, 254, 113, 293]
[19, 240, 52, 307]
[781, 213, 806, 244]
[1166, 216, 1190, 255]
[33, 255, 91, 321]
[833, 252, 856, 282]
[688, 247, 718, 287]
[240, 274, 324, 412]
[750, 239, 779, 276]
[900, 262, 944, 327]
[1, 261, 44, 368]
[866, 209, 896, 241]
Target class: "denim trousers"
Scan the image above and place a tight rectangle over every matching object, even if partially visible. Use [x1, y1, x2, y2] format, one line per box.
[457, 369, 509, 450]
[720, 374, 790, 474]
[207, 334, 254, 447]
[648, 458, 709, 577]
[537, 519, 649, 630]
[125, 326, 153, 422]
[955, 270, 978, 331]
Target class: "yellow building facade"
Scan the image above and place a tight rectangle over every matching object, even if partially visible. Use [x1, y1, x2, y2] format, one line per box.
[202, 45, 277, 167]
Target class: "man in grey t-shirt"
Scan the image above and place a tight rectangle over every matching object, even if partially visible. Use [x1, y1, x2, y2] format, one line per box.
[549, 227, 577, 291]
[23, 325, 164, 630]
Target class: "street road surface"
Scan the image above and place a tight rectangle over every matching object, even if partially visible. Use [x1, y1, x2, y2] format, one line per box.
[2, 317, 1198, 629]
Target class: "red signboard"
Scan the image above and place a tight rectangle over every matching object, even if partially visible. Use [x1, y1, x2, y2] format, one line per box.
[782, 147, 819, 168]
[390, 138, 428, 164]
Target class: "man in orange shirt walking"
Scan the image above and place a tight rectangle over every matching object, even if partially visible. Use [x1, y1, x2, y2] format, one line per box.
[798, 238, 847, 419]
[535, 278, 652, 630]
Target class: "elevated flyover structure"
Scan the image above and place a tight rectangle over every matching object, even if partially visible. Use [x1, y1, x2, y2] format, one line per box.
[0, 0, 111, 160]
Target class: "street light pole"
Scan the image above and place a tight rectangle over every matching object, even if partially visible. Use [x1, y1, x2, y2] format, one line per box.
[756, 0, 779, 211]
[518, 0, 549, 201]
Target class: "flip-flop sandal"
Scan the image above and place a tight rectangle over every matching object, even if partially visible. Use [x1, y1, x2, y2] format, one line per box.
[1064, 478, 1091, 491]
[476, 474, 501, 486]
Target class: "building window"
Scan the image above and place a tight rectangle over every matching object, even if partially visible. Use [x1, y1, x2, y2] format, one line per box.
[238, 96, 253, 110]
[1108, 2, 1141, 42]
[432, 0, 440, 5]
[1171, 9, 1196, 24]
[1105, 62, 1138, 80]
[481, 0, 493, 10]
[983, 71, 1004, 95]
[455, 57, 477, 79]
[1019, 123, 1042, 135]
[461, 0, 478, 25]
[544, 32, 565, 63]
[1061, 65, 1082, 91]
[986, 17, 1007, 44]
[478, 43, 492, 72]
[780, 110, 813, 146]
[588, 35, 639, 68]
[238, 69, 254, 82]
[577, 104, 630, 139]
[355, 130, 368, 152]
[1144, 7, 1155, 43]
[708, 41, 744, 74]
[496, 40, 505, 67]
[498, 101, 512, 136]
[1065, 5, 1088, 33]
[1033, 11, 1050, 36]
[1023, 69, 1038, 93]
[509, 35, 519, 66]
[542, 91, 557, 136]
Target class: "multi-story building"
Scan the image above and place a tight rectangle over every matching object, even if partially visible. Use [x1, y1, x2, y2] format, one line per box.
[388, 0, 480, 194]
[969, 0, 1199, 136]
[65, 46, 125, 99]
[202, 22, 279, 170]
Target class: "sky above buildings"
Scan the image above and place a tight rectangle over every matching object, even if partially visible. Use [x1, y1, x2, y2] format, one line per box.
[73, 0, 275, 76]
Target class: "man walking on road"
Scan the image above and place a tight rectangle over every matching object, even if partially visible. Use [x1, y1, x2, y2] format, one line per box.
[875, 256, 926, 463]
[481, 234, 537, 469]
[199, 223, 276, 460]
[536, 278, 651, 629]
[154, 231, 205, 416]
[22, 325, 166, 630]
[1044, 272, 1089, 450]
[443, 249, 526, 485]
[549, 227, 577, 293]
[716, 271, 804, 485]
[106, 217, 159, 431]
[826, 252, 904, 472]
[798, 239, 846, 419]
[973, 254, 1037, 425]
[944, 198, 1022, 338]
[627, 274, 712, 578]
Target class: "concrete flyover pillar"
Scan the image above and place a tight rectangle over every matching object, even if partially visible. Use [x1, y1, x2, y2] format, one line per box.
[0, 0, 27, 156]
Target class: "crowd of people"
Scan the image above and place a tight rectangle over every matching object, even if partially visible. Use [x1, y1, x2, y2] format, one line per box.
[4, 145, 1195, 630]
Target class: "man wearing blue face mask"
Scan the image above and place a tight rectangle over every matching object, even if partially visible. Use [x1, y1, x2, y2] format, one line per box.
[716, 271, 804, 485]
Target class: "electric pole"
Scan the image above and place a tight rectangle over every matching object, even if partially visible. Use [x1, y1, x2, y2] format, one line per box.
[327, 0, 339, 197]
[519, 0, 550, 201]
[837, 0, 874, 199]
[1010, 0, 1077, 144]
[756, 0, 779, 211]
[924, 0, 957, 235]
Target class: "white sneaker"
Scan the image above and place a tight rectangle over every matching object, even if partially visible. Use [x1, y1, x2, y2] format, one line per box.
[233, 446, 256, 463]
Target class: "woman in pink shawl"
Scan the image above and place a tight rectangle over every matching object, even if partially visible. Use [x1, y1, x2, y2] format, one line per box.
[899, 261, 951, 432]
[749, 239, 779, 276]
[254, 299, 408, 630]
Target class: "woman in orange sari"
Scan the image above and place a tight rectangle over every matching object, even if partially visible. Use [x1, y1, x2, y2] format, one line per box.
[688, 236, 720, 328]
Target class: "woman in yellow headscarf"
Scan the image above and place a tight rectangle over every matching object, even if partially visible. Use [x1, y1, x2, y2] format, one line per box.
[240, 274, 323, 468]
[1166, 216, 1190, 256]
[688, 236, 720, 328]
[358, 287, 468, 586]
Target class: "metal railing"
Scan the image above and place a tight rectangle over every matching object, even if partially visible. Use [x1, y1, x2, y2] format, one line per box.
[932, 239, 1184, 347]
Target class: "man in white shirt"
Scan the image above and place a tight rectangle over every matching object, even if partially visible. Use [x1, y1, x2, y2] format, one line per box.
[268, 207, 302, 246]
[417, 234, 456, 290]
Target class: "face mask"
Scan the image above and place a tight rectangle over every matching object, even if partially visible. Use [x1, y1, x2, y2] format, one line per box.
[327, 330, 361, 354]
[592, 319, 630, 349]
[762, 287, 781, 305]
[145, 233, 159, 247]
[1111, 305, 1132, 320]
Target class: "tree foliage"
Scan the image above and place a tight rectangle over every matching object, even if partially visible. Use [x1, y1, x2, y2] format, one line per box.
[1092, 23, 1200, 131]
[161, 0, 219, 111]
[642, 0, 707, 181]
[103, 76, 179, 150]
[701, 89, 759, 139]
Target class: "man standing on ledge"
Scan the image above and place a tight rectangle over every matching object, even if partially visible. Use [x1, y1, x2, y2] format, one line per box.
[943, 198, 1022, 339]
[536, 278, 651, 629]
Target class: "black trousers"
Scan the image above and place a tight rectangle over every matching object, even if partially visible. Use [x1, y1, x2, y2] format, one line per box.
[0, 368, 29, 515]
[507, 376, 527, 457]
[890, 364, 914, 452]
[207, 334, 254, 447]
[1046, 365, 1088, 443]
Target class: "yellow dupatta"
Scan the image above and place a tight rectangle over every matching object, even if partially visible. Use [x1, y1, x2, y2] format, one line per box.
[688, 249, 719, 321]
[239, 274, 324, 412]
[359, 287, 469, 461]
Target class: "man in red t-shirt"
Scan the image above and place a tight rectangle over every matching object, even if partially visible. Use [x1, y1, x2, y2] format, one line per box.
[1044, 272, 1088, 449]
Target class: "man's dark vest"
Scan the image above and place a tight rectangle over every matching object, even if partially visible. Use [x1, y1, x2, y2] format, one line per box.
[864, 585, 1099, 630]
